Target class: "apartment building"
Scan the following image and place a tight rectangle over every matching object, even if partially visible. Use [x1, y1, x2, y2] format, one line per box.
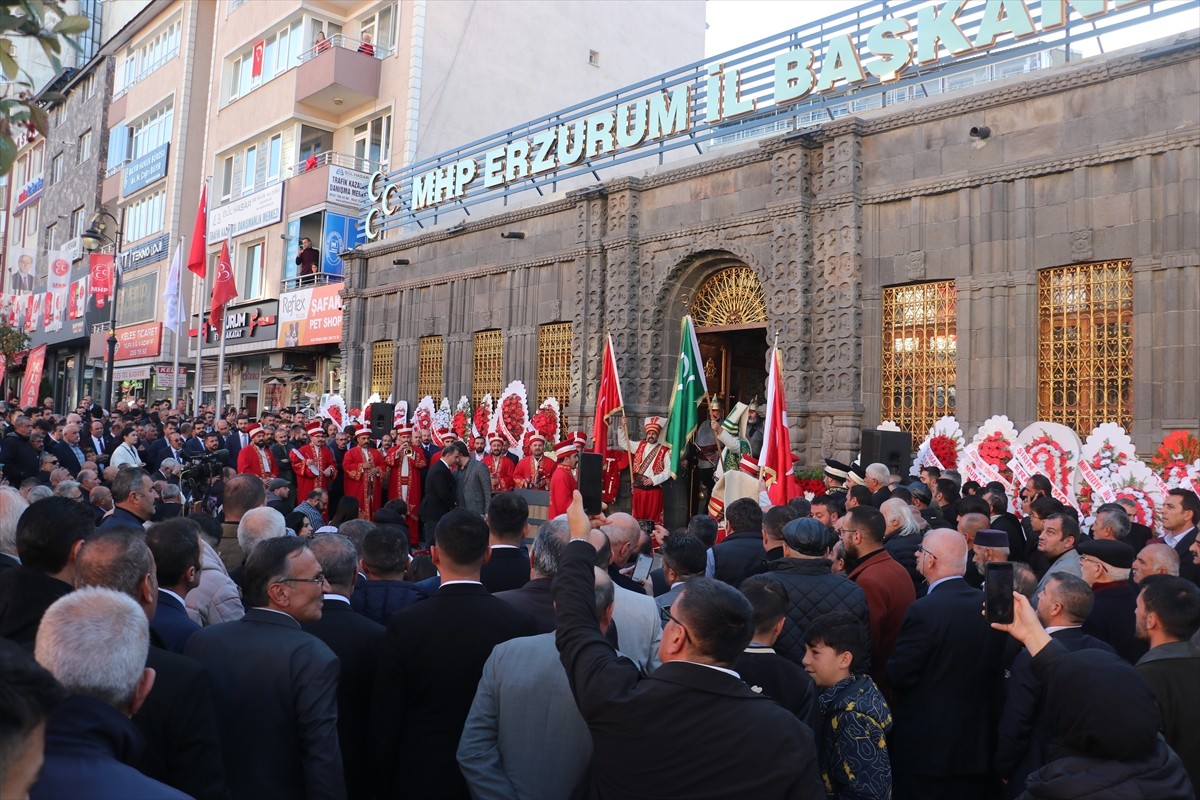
[197, 0, 705, 413]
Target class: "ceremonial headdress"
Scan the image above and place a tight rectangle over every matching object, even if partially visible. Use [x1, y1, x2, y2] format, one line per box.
[824, 458, 850, 481]
[721, 403, 749, 437]
[553, 440, 577, 461]
[738, 454, 760, 476]
[305, 422, 324, 436]
[354, 425, 372, 439]
[246, 424, 266, 439]
[847, 461, 867, 486]
[488, 433, 505, 445]
[643, 416, 665, 435]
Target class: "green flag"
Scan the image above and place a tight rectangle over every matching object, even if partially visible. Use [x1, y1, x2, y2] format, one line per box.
[664, 315, 708, 478]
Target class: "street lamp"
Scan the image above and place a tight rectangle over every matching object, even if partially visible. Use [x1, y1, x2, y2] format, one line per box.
[80, 207, 124, 413]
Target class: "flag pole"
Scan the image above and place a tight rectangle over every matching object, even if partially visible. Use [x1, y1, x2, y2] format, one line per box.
[213, 228, 231, 415]
[621, 411, 636, 489]
[192, 267, 206, 414]
[169, 236, 184, 411]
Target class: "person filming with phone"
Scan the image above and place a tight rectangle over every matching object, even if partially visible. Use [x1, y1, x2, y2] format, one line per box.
[295, 237, 320, 277]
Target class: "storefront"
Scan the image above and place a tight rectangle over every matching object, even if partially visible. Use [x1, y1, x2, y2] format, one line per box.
[276, 281, 343, 411]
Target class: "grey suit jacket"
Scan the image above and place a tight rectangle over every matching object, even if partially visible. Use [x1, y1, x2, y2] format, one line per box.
[455, 458, 492, 517]
[457, 633, 592, 800]
[612, 584, 663, 674]
[655, 583, 687, 614]
[1034, 548, 1083, 604]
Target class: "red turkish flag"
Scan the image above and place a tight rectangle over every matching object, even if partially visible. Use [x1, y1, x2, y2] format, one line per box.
[209, 239, 238, 334]
[251, 40, 266, 78]
[760, 346, 794, 506]
[590, 334, 624, 453]
[186, 184, 207, 278]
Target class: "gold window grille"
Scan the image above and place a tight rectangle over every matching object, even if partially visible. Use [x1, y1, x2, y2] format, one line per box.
[881, 280, 957, 437]
[1037, 260, 1132, 432]
[417, 335, 444, 400]
[537, 322, 573, 434]
[472, 330, 503, 405]
[370, 340, 394, 398]
[689, 266, 767, 327]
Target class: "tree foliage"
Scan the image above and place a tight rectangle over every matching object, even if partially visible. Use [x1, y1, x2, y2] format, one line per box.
[0, 321, 29, 357]
[0, 0, 89, 175]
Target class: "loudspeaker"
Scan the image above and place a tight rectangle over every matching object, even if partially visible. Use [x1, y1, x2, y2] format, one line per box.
[861, 429, 913, 477]
[369, 403, 395, 440]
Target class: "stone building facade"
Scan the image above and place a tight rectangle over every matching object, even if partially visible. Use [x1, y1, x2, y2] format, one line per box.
[344, 33, 1199, 476]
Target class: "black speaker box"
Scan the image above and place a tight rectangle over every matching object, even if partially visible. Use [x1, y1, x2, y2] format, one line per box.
[369, 402, 395, 440]
[861, 429, 913, 477]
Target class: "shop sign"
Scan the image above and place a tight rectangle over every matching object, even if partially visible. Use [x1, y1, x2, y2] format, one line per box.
[277, 283, 342, 347]
[14, 173, 44, 213]
[155, 365, 187, 389]
[327, 165, 369, 208]
[321, 212, 361, 276]
[207, 183, 284, 239]
[90, 322, 162, 361]
[114, 365, 152, 381]
[205, 300, 278, 344]
[121, 233, 170, 271]
[122, 143, 169, 195]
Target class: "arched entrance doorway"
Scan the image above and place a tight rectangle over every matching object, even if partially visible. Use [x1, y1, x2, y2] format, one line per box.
[685, 264, 769, 516]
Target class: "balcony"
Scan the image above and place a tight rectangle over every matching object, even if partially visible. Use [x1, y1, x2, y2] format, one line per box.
[284, 150, 376, 215]
[294, 36, 381, 118]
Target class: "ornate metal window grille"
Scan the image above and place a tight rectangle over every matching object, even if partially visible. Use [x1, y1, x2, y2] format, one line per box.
[537, 322, 573, 432]
[881, 280, 957, 436]
[1037, 260, 1132, 432]
[417, 335, 444, 400]
[472, 330, 503, 406]
[370, 340, 394, 398]
[689, 266, 767, 327]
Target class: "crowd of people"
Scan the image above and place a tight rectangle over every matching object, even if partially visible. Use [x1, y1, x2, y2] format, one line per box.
[0, 394, 1198, 800]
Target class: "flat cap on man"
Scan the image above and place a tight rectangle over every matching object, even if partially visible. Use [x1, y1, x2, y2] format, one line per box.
[1076, 538, 1135, 570]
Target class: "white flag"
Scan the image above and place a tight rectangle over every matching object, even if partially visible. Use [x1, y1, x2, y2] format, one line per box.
[162, 240, 183, 334]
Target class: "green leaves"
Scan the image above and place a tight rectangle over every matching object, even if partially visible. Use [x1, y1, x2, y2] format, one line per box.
[0, 0, 84, 175]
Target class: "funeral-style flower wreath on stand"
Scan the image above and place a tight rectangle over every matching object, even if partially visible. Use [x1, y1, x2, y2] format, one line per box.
[1075, 424, 1135, 527]
[1111, 461, 1166, 530]
[1014, 422, 1081, 510]
[1151, 430, 1200, 490]
[971, 415, 1019, 484]
[413, 396, 436, 439]
[472, 394, 493, 439]
[910, 416, 964, 476]
[451, 396, 472, 441]
[531, 397, 561, 444]
[496, 381, 531, 453]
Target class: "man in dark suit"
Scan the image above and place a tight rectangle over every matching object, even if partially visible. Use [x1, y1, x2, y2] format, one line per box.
[995, 572, 1115, 795]
[185, 537, 345, 800]
[553, 493, 825, 798]
[145, 519, 203, 655]
[371, 510, 537, 800]
[888, 527, 1006, 800]
[495, 518, 570, 633]
[710, 498, 766, 587]
[1156, 488, 1199, 585]
[419, 444, 458, 540]
[50, 422, 88, 477]
[0, 498, 92, 644]
[480, 492, 530, 593]
[986, 490, 1027, 557]
[74, 528, 229, 800]
[301, 534, 385, 800]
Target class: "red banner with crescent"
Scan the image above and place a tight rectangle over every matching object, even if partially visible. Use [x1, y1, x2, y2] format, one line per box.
[89, 253, 114, 309]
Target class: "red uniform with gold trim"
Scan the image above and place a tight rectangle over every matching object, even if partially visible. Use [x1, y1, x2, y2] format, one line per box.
[512, 454, 556, 490]
[483, 453, 515, 493]
[548, 462, 577, 518]
[602, 449, 629, 506]
[343, 440, 386, 520]
[618, 417, 672, 524]
[237, 443, 279, 481]
[290, 443, 337, 502]
[385, 443, 423, 541]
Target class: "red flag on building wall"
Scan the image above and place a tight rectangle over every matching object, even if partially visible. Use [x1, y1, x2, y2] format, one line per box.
[760, 345, 795, 506]
[209, 239, 238, 334]
[590, 333, 624, 452]
[186, 185, 207, 278]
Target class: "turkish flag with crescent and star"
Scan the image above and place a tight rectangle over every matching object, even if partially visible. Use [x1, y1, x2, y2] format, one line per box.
[209, 239, 238, 335]
[252, 40, 265, 77]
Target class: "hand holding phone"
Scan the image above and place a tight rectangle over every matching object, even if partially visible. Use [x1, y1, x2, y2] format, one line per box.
[631, 553, 653, 583]
[985, 562, 1015, 624]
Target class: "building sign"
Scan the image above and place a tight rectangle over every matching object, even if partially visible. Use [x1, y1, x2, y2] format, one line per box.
[122, 143, 169, 195]
[207, 182, 284, 239]
[121, 233, 171, 271]
[90, 322, 163, 361]
[114, 365, 152, 381]
[321, 212, 362, 276]
[327, 165, 369, 208]
[278, 283, 342, 347]
[205, 299, 278, 345]
[14, 173, 44, 213]
[155, 365, 188, 388]
[364, 0, 1163, 235]
[116, 272, 158, 326]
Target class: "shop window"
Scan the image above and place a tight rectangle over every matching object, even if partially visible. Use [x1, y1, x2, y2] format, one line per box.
[417, 335, 443, 400]
[371, 340, 395, 398]
[537, 322, 572, 434]
[881, 280, 957, 437]
[1037, 260, 1133, 432]
[472, 330, 503, 406]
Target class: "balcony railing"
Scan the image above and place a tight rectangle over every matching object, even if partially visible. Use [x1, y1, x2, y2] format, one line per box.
[288, 150, 381, 178]
[298, 35, 388, 64]
[282, 273, 345, 292]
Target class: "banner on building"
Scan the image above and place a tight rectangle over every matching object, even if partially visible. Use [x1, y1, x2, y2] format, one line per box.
[277, 283, 342, 347]
[19, 344, 47, 408]
[321, 212, 362, 276]
[155, 365, 188, 389]
[90, 322, 163, 361]
[7, 247, 37, 294]
[42, 252, 72, 333]
[89, 254, 115, 308]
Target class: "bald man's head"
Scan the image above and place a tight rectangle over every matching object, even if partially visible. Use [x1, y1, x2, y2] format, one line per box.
[919, 527, 968, 582]
[602, 512, 644, 569]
